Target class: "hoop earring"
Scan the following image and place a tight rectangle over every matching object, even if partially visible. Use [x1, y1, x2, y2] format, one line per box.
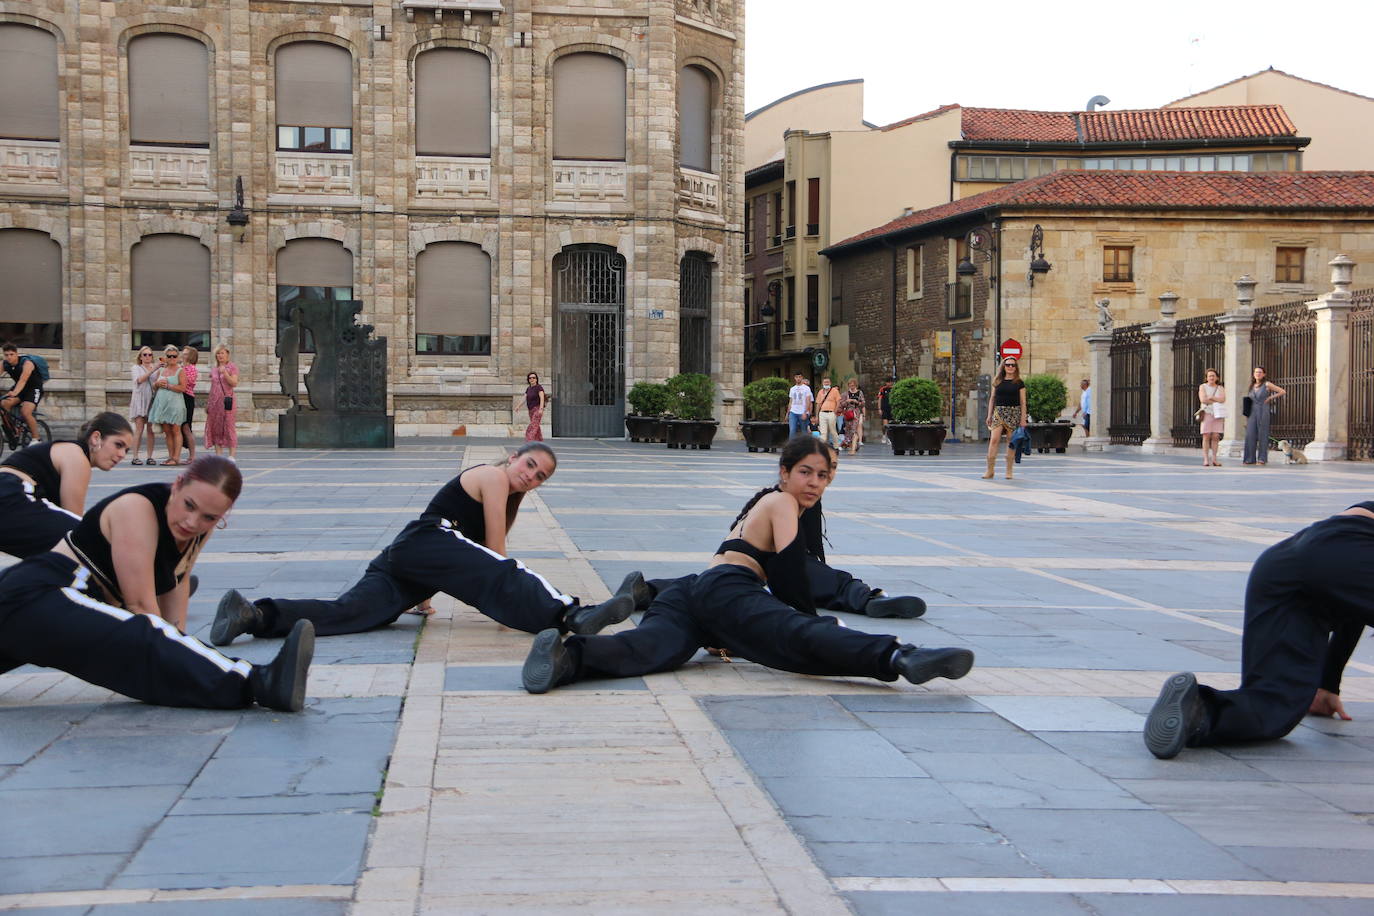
[216, 518, 228, 530]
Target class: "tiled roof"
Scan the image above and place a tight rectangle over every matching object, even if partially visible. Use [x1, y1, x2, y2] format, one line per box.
[959, 105, 1297, 143]
[826, 171, 1374, 252]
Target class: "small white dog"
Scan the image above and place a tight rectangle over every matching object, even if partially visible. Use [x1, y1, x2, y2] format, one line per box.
[1277, 440, 1309, 465]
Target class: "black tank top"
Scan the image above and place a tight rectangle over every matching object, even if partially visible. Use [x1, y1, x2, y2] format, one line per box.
[65, 482, 205, 606]
[422, 468, 487, 545]
[1, 440, 84, 502]
[716, 518, 815, 615]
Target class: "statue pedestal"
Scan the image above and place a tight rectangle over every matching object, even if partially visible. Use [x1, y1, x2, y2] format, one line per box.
[278, 411, 395, 449]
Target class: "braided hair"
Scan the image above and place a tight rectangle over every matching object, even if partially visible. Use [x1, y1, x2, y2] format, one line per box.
[727, 434, 834, 532]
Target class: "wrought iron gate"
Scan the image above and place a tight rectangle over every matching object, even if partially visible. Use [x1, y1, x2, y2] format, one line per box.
[679, 253, 711, 375]
[1109, 322, 1150, 445]
[1350, 291, 1374, 460]
[1251, 298, 1316, 447]
[1170, 314, 1224, 448]
[552, 246, 625, 438]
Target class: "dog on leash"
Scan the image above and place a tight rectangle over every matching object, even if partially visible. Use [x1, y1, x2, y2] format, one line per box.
[1277, 440, 1309, 465]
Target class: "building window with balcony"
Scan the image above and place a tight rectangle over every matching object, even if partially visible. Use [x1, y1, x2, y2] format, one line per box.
[784, 276, 795, 333]
[415, 48, 490, 158]
[805, 274, 819, 332]
[128, 34, 209, 148]
[416, 242, 491, 356]
[1276, 246, 1305, 284]
[0, 229, 62, 348]
[275, 238, 354, 354]
[806, 178, 820, 236]
[0, 24, 59, 144]
[1103, 245, 1134, 283]
[678, 65, 714, 173]
[131, 234, 210, 350]
[784, 180, 796, 238]
[275, 42, 353, 153]
[553, 52, 625, 161]
[679, 252, 711, 375]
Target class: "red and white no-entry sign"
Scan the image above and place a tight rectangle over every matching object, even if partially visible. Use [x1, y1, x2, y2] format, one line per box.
[999, 338, 1023, 359]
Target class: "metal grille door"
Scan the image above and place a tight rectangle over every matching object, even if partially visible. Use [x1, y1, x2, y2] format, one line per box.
[1170, 314, 1224, 448]
[680, 253, 711, 375]
[553, 247, 625, 437]
[1251, 298, 1316, 447]
[1109, 323, 1150, 445]
[1350, 292, 1374, 460]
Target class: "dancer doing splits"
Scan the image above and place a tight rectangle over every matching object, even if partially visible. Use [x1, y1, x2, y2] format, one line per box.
[1144, 501, 1374, 759]
[0, 412, 133, 559]
[0, 456, 314, 711]
[521, 435, 974, 694]
[209, 443, 642, 646]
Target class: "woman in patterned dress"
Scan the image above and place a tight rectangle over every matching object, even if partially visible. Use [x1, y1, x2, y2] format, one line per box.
[204, 345, 240, 461]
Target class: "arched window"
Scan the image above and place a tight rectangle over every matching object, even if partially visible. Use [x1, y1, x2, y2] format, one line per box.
[415, 48, 490, 158]
[0, 229, 62, 348]
[678, 65, 713, 172]
[276, 238, 353, 353]
[128, 34, 209, 146]
[131, 234, 210, 350]
[0, 24, 59, 141]
[275, 42, 352, 153]
[415, 242, 491, 355]
[552, 52, 625, 161]
[679, 252, 711, 375]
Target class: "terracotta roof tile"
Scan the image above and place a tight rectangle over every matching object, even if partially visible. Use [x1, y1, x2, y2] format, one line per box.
[826, 171, 1374, 252]
[961, 108, 1077, 142]
[959, 105, 1297, 143]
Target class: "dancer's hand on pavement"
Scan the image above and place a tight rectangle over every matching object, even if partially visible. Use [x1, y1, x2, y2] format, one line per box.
[1310, 688, 1352, 720]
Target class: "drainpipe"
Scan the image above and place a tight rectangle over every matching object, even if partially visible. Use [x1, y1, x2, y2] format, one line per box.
[889, 242, 899, 380]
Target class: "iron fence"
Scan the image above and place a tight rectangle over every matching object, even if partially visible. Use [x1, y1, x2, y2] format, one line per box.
[1109, 322, 1151, 445]
[1170, 313, 1225, 448]
[1250, 297, 1316, 448]
[1350, 290, 1374, 461]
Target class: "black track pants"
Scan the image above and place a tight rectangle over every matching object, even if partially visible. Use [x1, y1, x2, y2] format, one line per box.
[0, 474, 81, 559]
[260, 519, 577, 637]
[1196, 515, 1374, 745]
[572, 565, 899, 682]
[807, 555, 881, 615]
[0, 553, 253, 709]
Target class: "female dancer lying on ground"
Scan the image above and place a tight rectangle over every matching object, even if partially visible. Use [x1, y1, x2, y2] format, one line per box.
[209, 442, 644, 646]
[0, 455, 313, 711]
[0, 412, 133, 558]
[1144, 500, 1374, 759]
[521, 435, 974, 694]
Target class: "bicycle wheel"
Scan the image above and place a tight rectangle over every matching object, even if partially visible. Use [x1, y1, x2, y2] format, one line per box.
[18, 418, 52, 448]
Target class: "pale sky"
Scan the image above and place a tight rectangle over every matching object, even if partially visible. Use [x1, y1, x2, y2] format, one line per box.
[745, 0, 1374, 125]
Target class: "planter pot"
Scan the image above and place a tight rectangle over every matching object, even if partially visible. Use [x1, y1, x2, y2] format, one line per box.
[1028, 421, 1074, 453]
[739, 420, 790, 453]
[625, 414, 668, 443]
[665, 418, 720, 449]
[888, 423, 947, 456]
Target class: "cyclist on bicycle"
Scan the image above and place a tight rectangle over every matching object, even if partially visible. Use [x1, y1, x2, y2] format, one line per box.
[0, 412, 133, 559]
[2, 342, 45, 445]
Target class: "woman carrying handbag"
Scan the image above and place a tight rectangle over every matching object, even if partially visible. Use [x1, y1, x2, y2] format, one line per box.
[1196, 368, 1227, 467]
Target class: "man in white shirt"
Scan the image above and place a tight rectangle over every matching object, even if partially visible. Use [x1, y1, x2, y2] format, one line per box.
[787, 373, 813, 437]
[1072, 379, 1091, 434]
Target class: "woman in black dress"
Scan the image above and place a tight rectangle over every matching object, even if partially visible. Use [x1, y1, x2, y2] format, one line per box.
[983, 356, 1027, 479]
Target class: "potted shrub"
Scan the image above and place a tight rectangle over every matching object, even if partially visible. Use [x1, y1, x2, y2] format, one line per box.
[662, 372, 719, 449]
[740, 376, 792, 452]
[887, 376, 947, 455]
[625, 381, 669, 443]
[1024, 373, 1073, 453]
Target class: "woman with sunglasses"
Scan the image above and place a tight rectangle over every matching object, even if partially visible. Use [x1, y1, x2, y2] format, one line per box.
[523, 372, 547, 442]
[146, 346, 188, 466]
[983, 356, 1028, 479]
[129, 347, 158, 465]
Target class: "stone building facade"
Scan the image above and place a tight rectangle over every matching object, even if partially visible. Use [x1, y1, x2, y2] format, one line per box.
[0, 0, 743, 437]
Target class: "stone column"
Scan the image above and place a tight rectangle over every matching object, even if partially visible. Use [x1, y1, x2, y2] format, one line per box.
[1083, 330, 1113, 451]
[1140, 319, 1176, 453]
[1305, 254, 1356, 461]
[1217, 276, 1257, 459]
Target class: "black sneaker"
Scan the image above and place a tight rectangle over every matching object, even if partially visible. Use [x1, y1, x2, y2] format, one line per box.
[892, 645, 974, 684]
[1144, 672, 1206, 760]
[865, 595, 927, 619]
[210, 589, 263, 646]
[564, 593, 635, 635]
[522, 628, 577, 694]
[249, 620, 315, 712]
[617, 571, 654, 612]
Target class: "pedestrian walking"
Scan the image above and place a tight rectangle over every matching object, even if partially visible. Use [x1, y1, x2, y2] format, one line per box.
[840, 378, 866, 453]
[147, 346, 187, 465]
[1242, 366, 1285, 465]
[1072, 378, 1091, 436]
[787, 373, 813, 438]
[129, 347, 158, 465]
[0, 455, 314, 712]
[179, 346, 200, 463]
[813, 376, 842, 449]
[204, 345, 240, 460]
[0, 412, 133, 558]
[1143, 501, 1374, 759]
[208, 443, 642, 646]
[523, 371, 547, 442]
[877, 380, 893, 445]
[520, 435, 974, 695]
[983, 356, 1027, 479]
[1, 342, 46, 444]
[1197, 368, 1226, 467]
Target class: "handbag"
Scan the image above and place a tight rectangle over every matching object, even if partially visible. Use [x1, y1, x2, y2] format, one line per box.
[223, 396, 234, 411]
[1211, 401, 1227, 419]
[1242, 396, 1253, 418]
[843, 409, 856, 421]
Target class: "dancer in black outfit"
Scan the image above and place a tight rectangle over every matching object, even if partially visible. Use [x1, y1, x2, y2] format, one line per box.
[0, 456, 313, 711]
[210, 443, 642, 646]
[1144, 501, 1374, 758]
[521, 436, 974, 694]
[0, 412, 133, 558]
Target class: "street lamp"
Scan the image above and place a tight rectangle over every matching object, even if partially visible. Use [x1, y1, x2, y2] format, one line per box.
[226, 176, 249, 242]
[1027, 223, 1052, 285]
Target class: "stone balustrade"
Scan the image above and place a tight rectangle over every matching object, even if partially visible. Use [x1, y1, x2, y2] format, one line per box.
[0, 139, 62, 185]
[274, 151, 354, 194]
[677, 166, 720, 212]
[550, 160, 627, 203]
[415, 156, 492, 199]
[128, 146, 212, 191]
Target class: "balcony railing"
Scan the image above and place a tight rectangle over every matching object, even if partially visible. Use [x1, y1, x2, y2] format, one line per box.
[129, 146, 212, 191]
[0, 139, 61, 185]
[550, 160, 627, 203]
[415, 156, 491, 199]
[677, 166, 720, 212]
[274, 151, 354, 194]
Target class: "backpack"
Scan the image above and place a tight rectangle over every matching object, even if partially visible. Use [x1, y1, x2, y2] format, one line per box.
[21, 354, 50, 384]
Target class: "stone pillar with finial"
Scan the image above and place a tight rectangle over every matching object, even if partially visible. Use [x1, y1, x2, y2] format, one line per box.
[1305, 255, 1356, 461]
[1217, 276, 1257, 459]
[1141, 292, 1178, 453]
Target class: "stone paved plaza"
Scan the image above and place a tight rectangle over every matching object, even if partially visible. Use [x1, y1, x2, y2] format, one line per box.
[2, 439, 1373, 915]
